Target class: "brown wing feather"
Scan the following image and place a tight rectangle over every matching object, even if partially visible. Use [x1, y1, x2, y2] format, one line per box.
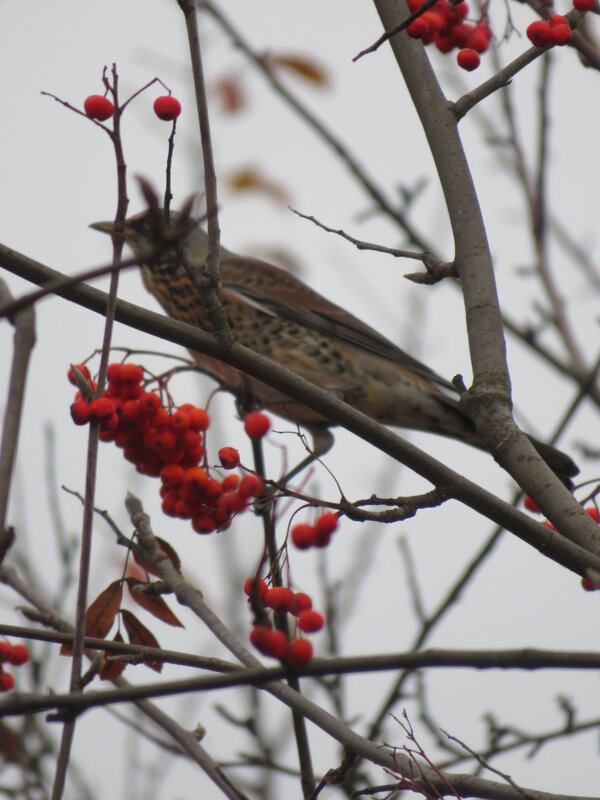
[219, 255, 456, 392]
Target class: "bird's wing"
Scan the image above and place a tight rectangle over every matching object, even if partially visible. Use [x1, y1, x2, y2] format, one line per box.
[219, 254, 456, 392]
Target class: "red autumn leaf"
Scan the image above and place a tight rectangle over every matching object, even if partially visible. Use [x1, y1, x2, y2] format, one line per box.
[121, 609, 162, 673]
[215, 77, 246, 113]
[268, 53, 330, 86]
[99, 631, 127, 681]
[60, 580, 123, 655]
[133, 536, 182, 578]
[125, 578, 184, 628]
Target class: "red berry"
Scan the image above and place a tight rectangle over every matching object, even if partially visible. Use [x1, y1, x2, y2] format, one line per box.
[0, 642, 12, 661]
[189, 408, 210, 431]
[219, 490, 247, 514]
[250, 627, 288, 659]
[527, 20, 552, 47]
[457, 48, 480, 70]
[89, 397, 116, 422]
[160, 464, 185, 488]
[67, 364, 91, 385]
[574, 0, 595, 10]
[192, 514, 218, 534]
[581, 577, 598, 591]
[550, 24, 572, 45]
[84, 94, 114, 121]
[222, 474, 240, 491]
[315, 513, 338, 537]
[170, 410, 191, 433]
[470, 27, 490, 52]
[183, 467, 209, 493]
[284, 638, 313, 666]
[298, 610, 325, 633]
[264, 587, 296, 612]
[291, 523, 316, 550]
[7, 644, 29, 666]
[524, 496, 540, 514]
[204, 478, 223, 498]
[0, 672, 14, 692]
[294, 593, 313, 614]
[586, 506, 600, 523]
[407, 18, 430, 38]
[434, 32, 456, 53]
[239, 474, 264, 498]
[153, 430, 177, 452]
[120, 363, 144, 386]
[161, 491, 179, 517]
[218, 447, 240, 469]
[152, 407, 171, 429]
[244, 411, 271, 439]
[182, 430, 202, 453]
[244, 577, 268, 599]
[421, 10, 444, 32]
[406, 0, 423, 10]
[106, 363, 122, 384]
[153, 95, 182, 121]
[70, 399, 91, 426]
[138, 392, 162, 416]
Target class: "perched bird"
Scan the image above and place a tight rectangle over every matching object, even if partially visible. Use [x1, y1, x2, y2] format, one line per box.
[91, 210, 578, 484]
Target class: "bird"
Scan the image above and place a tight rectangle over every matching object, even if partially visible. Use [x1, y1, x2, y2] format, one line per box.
[91, 209, 579, 485]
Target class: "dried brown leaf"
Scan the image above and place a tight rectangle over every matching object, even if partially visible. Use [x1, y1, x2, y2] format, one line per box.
[126, 578, 184, 628]
[121, 609, 162, 672]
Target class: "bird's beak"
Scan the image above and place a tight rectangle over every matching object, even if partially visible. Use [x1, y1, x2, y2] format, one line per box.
[89, 220, 115, 234]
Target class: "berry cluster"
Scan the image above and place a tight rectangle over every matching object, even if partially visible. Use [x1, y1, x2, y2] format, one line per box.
[0, 641, 29, 692]
[291, 512, 339, 550]
[83, 93, 181, 122]
[404, 0, 492, 72]
[525, 498, 600, 591]
[526, 14, 573, 47]
[245, 578, 324, 666]
[68, 362, 268, 534]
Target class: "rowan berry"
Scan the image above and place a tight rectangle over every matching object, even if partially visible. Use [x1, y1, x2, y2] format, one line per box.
[89, 397, 116, 422]
[527, 20, 552, 46]
[244, 577, 268, 599]
[250, 627, 288, 659]
[470, 25, 491, 52]
[239, 474, 264, 498]
[0, 642, 12, 661]
[67, 364, 91, 385]
[189, 407, 210, 431]
[315, 513, 338, 537]
[406, 0, 422, 10]
[581, 577, 598, 591]
[153, 95, 182, 121]
[550, 24, 572, 45]
[183, 467, 209, 493]
[182, 430, 202, 452]
[192, 514, 218, 534]
[407, 18, 430, 38]
[160, 464, 185, 488]
[138, 392, 162, 416]
[7, 644, 29, 666]
[170, 410, 191, 433]
[294, 593, 313, 614]
[244, 411, 270, 439]
[284, 639, 313, 666]
[222, 474, 240, 491]
[84, 94, 114, 121]
[573, 0, 595, 10]
[264, 587, 296, 612]
[219, 490, 247, 514]
[524, 496, 540, 513]
[291, 524, 316, 550]
[120, 363, 144, 385]
[219, 447, 240, 469]
[161, 491, 179, 517]
[586, 506, 600, 523]
[106, 363, 122, 384]
[70, 400, 91, 426]
[0, 672, 14, 692]
[152, 407, 171, 429]
[298, 610, 325, 633]
[175, 499, 195, 519]
[153, 430, 177, 452]
[457, 48, 480, 70]
[204, 478, 223, 497]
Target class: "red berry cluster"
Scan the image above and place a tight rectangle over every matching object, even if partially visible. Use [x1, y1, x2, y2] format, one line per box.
[68, 362, 267, 534]
[291, 512, 339, 550]
[528, 501, 600, 591]
[83, 93, 181, 122]
[405, 0, 492, 72]
[0, 641, 29, 692]
[245, 578, 324, 666]
[526, 14, 573, 47]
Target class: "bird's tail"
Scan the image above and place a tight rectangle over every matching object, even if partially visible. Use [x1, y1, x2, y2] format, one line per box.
[527, 436, 579, 489]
